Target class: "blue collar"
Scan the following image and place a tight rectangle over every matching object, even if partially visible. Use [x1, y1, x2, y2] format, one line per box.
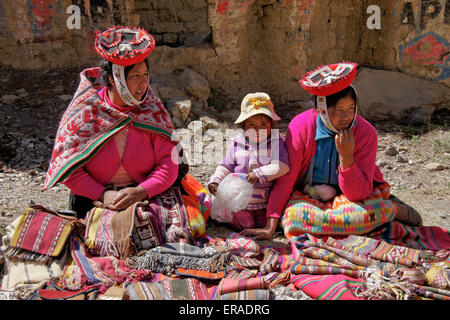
[315, 116, 335, 140]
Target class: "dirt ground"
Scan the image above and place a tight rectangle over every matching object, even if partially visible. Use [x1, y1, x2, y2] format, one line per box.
[0, 67, 449, 244]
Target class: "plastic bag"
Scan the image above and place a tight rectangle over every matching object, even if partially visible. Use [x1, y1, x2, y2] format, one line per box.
[211, 173, 254, 223]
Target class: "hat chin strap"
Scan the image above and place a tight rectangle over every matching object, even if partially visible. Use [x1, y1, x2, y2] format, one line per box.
[112, 64, 148, 106]
[316, 85, 358, 134]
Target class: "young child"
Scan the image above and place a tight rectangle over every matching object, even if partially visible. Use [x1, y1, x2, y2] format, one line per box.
[208, 92, 289, 231]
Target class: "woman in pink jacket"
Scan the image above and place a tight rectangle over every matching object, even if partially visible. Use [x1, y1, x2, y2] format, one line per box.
[43, 27, 210, 253]
[242, 62, 422, 240]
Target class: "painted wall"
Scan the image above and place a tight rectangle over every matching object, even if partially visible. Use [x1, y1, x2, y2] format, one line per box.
[0, 0, 448, 104]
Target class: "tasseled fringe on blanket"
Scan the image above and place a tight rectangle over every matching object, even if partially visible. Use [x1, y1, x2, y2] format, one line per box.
[4, 247, 54, 265]
[13, 280, 48, 300]
[269, 285, 313, 300]
[126, 250, 232, 275]
[355, 265, 416, 300]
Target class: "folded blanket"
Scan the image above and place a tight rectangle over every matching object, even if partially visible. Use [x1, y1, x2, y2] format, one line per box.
[127, 242, 231, 280]
[125, 278, 210, 300]
[6, 206, 75, 264]
[218, 277, 266, 295]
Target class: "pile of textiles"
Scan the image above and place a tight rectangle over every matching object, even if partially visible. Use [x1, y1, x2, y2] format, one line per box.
[1, 204, 449, 300]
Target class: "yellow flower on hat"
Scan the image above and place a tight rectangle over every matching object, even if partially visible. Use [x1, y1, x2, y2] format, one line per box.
[248, 97, 273, 110]
[235, 92, 281, 124]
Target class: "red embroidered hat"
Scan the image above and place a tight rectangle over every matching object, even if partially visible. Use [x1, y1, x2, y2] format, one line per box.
[299, 61, 358, 96]
[95, 26, 155, 66]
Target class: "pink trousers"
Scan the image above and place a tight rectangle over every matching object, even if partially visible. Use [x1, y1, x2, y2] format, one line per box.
[230, 209, 267, 231]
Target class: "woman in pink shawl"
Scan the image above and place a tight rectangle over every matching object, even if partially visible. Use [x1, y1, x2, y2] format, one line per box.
[43, 27, 210, 256]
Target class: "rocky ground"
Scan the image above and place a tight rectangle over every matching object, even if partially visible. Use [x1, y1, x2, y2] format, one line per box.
[0, 67, 449, 245]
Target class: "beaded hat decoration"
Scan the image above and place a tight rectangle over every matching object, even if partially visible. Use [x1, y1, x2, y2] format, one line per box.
[95, 26, 155, 66]
[95, 26, 155, 106]
[300, 62, 359, 133]
[299, 62, 358, 97]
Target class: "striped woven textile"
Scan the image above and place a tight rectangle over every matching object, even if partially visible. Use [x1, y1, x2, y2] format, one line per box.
[368, 241, 421, 267]
[231, 256, 261, 269]
[264, 272, 292, 288]
[259, 248, 280, 275]
[282, 182, 395, 238]
[301, 247, 358, 267]
[214, 289, 270, 300]
[181, 174, 211, 239]
[125, 278, 210, 300]
[307, 241, 375, 267]
[291, 274, 365, 300]
[414, 285, 450, 300]
[59, 237, 151, 293]
[367, 220, 450, 251]
[225, 268, 258, 279]
[7, 207, 74, 264]
[218, 277, 266, 295]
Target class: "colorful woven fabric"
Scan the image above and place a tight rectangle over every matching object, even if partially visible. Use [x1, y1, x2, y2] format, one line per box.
[282, 182, 395, 238]
[84, 207, 118, 257]
[181, 174, 212, 239]
[292, 274, 365, 300]
[226, 232, 261, 257]
[259, 248, 280, 275]
[399, 268, 427, 285]
[425, 265, 450, 289]
[218, 277, 266, 295]
[149, 186, 194, 245]
[125, 278, 210, 300]
[85, 187, 197, 259]
[231, 255, 261, 269]
[330, 234, 380, 256]
[228, 268, 259, 279]
[308, 241, 375, 267]
[214, 289, 270, 300]
[301, 247, 360, 268]
[7, 207, 74, 263]
[59, 237, 151, 293]
[175, 268, 225, 281]
[368, 241, 421, 267]
[367, 220, 450, 251]
[84, 203, 138, 259]
[128, 242, 231, 279]
[264, 272, 292, 288]
[415, 285, 450, 300]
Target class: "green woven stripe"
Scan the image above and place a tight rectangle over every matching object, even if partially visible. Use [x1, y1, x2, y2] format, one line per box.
[133, 122, 174, 139]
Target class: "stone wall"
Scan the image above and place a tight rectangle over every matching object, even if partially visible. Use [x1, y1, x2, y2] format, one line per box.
[0, 0, 448, 109]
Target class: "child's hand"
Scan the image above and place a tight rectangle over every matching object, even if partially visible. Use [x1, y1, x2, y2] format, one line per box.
[208, 183, 219, 195]
[246, 171, 259, 184]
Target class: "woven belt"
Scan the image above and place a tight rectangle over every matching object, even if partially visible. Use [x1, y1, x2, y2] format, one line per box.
[104, 183, 137, 191]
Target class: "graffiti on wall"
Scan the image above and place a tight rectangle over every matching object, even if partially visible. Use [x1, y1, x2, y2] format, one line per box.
[31, 0, 52, 28]
[397, 1, 449, 80]
[216, 1, 229, 15]
[399, 32, 449, 80]
[399, 0, 450, 29]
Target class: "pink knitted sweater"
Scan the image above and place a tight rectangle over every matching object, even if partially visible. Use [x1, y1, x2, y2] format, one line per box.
[266, 108, 385, 219]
